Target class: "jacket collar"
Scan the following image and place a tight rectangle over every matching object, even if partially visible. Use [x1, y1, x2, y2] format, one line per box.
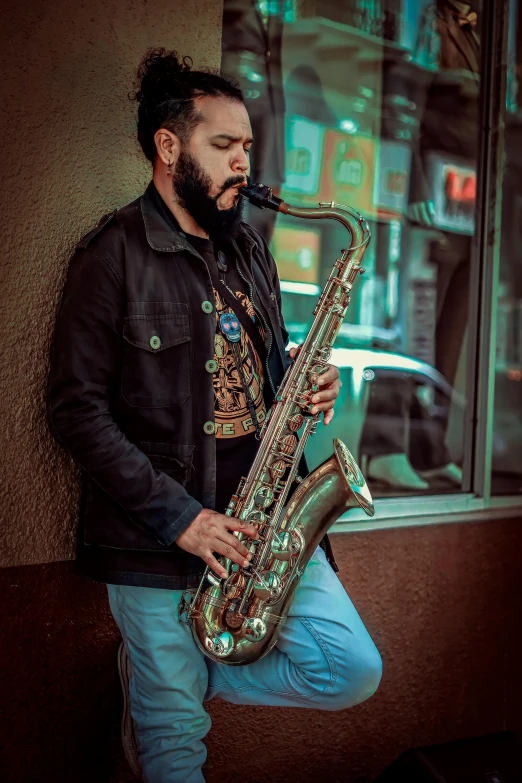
[141, 181, 194, 254]
[140, 180, 257, 256]
[140, 181, 280, 362]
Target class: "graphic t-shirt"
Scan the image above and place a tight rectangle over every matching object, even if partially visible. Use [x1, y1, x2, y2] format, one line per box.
[188, 234, 267, 513]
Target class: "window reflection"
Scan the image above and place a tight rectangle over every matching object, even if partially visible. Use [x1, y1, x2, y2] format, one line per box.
[222, 1, 482, 497]
[222, 0, 287, 242]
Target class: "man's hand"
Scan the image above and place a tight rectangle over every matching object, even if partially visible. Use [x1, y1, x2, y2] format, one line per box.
[289, 346, 341, 426]
[176, 508, 258, 579]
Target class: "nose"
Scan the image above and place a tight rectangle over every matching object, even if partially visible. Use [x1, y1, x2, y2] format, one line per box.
[232, 149, 250, 175]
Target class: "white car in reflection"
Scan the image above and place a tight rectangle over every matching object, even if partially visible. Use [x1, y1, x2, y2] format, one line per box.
[287, 343, 466, 472]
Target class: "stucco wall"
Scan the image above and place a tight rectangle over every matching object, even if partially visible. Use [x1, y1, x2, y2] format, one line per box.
[0, 0, 223, 567]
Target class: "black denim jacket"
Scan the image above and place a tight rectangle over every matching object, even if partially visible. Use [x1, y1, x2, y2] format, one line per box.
[47, 181, 337, 589]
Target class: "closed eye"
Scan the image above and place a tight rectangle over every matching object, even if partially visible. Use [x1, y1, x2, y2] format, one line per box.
[212, 142, 253, 153]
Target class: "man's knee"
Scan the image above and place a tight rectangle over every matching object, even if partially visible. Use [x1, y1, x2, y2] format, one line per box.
[318, 640, 382, 712]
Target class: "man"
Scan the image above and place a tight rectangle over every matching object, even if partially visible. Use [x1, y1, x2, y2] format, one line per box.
[47, 49, 381, 782]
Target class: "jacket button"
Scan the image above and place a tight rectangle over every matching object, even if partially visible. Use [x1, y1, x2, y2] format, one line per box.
[203, 421, 216, 435]
[202, 300, 213, 313]
[149, 335, 161, 350]
[205, 359, 218, 373]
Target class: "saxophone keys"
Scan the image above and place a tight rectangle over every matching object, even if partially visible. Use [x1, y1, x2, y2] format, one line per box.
[242, 617, 267, 642]
[308, 363, 328, 385]
[270, 459, 287, 479]
[287, 414, 303, 432]
[317, 346, 332, 363]
[245, 509, 265, 525]
[254, 485, 274, 508]
[278, 433, 297, 455]
[290, 533, 302, 554]
[288, 528, 305, 557]
[223, 572, 246, 599]
[271, 531, 292, 561]
[253, 571, 282, 601]
[206, 631, 234, 658]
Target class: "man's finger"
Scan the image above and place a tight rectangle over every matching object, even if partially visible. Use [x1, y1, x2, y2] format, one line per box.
[216, 529, 252, 560]
[311, 401, 335, 414]
[225, 519, 258, 538]
[204, 553, 228, 580]
[324, 409, 334, 426]
[316, 366, 340, 385]
[312, 387, 339, 404]
[213, 540, 251, 569]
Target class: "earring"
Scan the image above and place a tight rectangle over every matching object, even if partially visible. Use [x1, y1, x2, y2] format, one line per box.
[167, 160, 171, 176]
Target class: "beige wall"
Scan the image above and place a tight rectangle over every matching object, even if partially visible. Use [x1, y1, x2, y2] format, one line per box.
[0, 0, 223, 567]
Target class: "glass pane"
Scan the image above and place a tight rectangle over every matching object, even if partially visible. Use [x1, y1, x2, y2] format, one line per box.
[492, 0, 522, 494]
[221, 0, 482, 498]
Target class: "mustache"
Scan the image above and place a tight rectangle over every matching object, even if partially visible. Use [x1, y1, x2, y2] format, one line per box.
[217, 175, 247, 197]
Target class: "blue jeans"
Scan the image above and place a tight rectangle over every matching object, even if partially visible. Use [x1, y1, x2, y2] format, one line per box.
[107, 546, 382, 782]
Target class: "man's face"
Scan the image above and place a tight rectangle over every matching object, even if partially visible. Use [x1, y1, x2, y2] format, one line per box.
[172, 95, 252, 238]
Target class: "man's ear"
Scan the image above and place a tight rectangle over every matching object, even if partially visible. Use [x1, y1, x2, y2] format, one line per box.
[154, 128, 182, 167]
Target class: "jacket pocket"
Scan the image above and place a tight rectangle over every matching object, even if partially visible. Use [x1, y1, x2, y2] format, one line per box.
[142, 441, 195, 487]
[82, 443, 195, 551]
[121, 304, 190, 408]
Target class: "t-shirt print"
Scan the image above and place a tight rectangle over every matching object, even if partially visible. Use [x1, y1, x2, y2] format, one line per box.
[213, 287, 267, 439]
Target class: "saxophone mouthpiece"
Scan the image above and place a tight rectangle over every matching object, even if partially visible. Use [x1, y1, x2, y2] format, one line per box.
[240, 182, 284, 213]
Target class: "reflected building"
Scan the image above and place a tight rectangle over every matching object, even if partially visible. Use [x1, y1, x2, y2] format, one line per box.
[221, 0, 287, 241]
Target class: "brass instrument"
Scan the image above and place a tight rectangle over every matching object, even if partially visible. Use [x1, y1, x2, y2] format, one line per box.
[183, 184, 374, 665]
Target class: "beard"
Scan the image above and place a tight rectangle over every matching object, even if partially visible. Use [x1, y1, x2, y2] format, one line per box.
[172, 148, 245, 239]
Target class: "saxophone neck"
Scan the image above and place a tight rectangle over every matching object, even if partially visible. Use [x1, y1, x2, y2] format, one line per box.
[281, 202, 370, 258]
[240, 184, 370, 258]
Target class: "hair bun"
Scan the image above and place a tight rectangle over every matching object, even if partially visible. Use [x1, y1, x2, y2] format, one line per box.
[133, 48, 194, 105]
[132, 47, 243, 164]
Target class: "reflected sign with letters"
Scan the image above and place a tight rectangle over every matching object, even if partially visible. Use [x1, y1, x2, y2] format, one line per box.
[373, 140, 412, 220]
[283, 116, 325, 199]
[426, 153, 476, 234]
[320, 130, 377, 217]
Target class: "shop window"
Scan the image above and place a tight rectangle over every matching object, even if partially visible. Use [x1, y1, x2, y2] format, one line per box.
[222, 1, 484, 500]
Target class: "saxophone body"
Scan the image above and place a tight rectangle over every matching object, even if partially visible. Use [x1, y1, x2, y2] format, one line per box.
[185, 185, 374, 666]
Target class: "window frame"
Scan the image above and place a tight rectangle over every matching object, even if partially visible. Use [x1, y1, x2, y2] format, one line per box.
[465, 0, 509, 503]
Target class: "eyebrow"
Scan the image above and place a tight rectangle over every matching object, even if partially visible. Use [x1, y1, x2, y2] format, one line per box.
[210, 133, 253, 144]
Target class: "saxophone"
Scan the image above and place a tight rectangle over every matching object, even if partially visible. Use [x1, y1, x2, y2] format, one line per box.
[183, 184, 374, 665]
